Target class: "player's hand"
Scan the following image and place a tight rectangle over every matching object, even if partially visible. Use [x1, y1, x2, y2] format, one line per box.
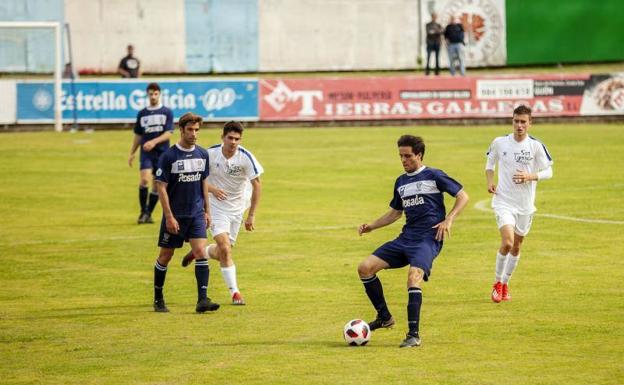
[432, 219, 452, 241]
[211, 188, 227, 201]
[165, 216, 180, 234]
[143, 141, 155, 152]
[358, 224, 372, 236]
[513, 169, 530, 184]
[204, 212, 211, 228]
[487, 183, 497, 194]
[245, 214, 255, 231]
[128, 154, 135, 167]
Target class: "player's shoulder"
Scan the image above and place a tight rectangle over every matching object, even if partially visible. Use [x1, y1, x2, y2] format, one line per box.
[238, 145, 255, 157]
[194, 144, 209, 155]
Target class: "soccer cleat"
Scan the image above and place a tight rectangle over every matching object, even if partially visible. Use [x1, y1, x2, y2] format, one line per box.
[137, 212, 147, 224]
[196, 298, 220, 313]
[144, 215, 154, 224]
[153, 299, 169, 313]
[232, 292, 246, 306]
[181, 250, 196, 267]
[368, 316, 395, 331]
[399, 333, 422, 348]
[491, 281, 503, 303]
[502, 283, 511, 301]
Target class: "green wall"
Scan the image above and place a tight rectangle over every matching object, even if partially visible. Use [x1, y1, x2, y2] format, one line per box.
[506, 0, 624, 65]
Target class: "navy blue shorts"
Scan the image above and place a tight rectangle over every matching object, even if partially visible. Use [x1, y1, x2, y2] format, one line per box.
[140, 150, 162, 174]
[372, 236, 442, 281]
[158, 215, 207, 249]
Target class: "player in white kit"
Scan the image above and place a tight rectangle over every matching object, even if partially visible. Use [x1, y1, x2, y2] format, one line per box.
[485, 105, 553, 303]
[182, 121, 263, 305]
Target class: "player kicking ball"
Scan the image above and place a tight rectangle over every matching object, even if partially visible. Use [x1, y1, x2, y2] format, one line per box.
[151, 112, 219, 313]
[181, 121, 263, 306]
[357, 135, 469, 347]
[485, 105, 553, 303]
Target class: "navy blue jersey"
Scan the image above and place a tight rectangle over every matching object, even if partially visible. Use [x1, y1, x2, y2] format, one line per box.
[134, 105, 174, 152]
[155, 144, 210, 218]
[390, 166, 463, 240]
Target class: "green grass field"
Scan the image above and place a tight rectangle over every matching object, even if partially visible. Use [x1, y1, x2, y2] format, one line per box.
[0, 124, 622, 385]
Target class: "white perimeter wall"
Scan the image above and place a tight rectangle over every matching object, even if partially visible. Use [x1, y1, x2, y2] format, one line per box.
[64, 0, 186, 74]
[259, 0, 421, 72]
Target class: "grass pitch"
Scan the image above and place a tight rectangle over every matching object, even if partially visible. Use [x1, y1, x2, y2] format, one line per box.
[0, 123, 622, 385]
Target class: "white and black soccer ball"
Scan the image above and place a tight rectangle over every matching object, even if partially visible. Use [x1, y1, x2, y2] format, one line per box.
[343, 319, 371, 346]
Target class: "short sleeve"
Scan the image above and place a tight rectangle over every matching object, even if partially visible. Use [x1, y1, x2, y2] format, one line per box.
[164, 109, 174, 132]
[434, 169, 463, 197]
[389, 179, 403, 211]
[535, 141, 553, 170]
[133, 111, 143, 135]
[242, 149, 264, 180]
[155, 152, 170, 183]
[201, 150, 210, 180]
[485, 139, 498, 170]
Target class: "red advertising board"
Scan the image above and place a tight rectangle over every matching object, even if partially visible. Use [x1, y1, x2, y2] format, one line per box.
[259, 75, 589, 121]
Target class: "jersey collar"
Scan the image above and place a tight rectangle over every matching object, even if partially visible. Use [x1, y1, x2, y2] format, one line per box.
[147, 103, 163, 111]
[175, 143, 195, 152]
[406, 165, 426, 176]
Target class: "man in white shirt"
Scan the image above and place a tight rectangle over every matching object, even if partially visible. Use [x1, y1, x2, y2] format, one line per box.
[182, 121, 263, 305]
[485, 105, 553, 303]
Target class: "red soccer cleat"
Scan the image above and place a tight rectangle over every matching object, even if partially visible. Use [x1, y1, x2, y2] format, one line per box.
[232, 292, 246, 306]
[501, 283, 511, 301]
[491, 281, 503, 303]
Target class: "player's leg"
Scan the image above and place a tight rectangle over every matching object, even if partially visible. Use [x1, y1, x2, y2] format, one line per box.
[501, 214, 531, 301]
[358, 247, 396, 330]
[138, 168, 152, 224]
[153, 247, 173, 312]
[143, 162, 160, 222]
[213, 231, 245, 305]
[188, 216, 220, 313]
[492, 209, 516, 302]
[400, 267, 425, 348]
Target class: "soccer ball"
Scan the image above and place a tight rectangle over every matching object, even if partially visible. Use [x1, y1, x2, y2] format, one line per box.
[343, 319, 371, 346]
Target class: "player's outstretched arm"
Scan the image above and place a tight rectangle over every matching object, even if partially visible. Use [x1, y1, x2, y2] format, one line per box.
[432, 190, 469, 241]
[358, 208, 402, 236]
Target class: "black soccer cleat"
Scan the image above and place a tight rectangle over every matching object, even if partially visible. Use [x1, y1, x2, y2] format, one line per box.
[153, 299, 170, 313]
[368, 316, 395, 331]
[181, 250, 195, 267]
[196, 298, 220, 313]
[399, 333, 422, 348]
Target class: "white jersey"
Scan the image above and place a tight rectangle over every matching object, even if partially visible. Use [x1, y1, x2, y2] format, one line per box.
[485, 134, 553, 215]
[207, 144, 263, 214]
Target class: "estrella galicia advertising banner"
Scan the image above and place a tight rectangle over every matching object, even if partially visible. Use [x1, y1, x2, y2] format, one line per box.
[17, 79, 259, 123]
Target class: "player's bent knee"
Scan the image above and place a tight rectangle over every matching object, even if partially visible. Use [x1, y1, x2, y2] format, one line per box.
[357, 260, 375, 277]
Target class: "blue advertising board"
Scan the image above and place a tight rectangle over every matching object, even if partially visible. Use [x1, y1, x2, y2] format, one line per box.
[17, 79, 259, 123]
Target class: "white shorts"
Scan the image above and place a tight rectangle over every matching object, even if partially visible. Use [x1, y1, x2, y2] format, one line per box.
[209, 208, 244, 244]
[494, 207, 533, 236]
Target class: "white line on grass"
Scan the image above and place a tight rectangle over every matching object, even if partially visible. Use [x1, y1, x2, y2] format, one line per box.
[474, 199, 624, 225]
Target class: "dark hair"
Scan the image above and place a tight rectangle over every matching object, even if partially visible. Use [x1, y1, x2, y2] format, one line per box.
[178, 112, 203, 129]
[223, 121, 244, 136]
[146, 82, 160, 92]
[397, 135, 425, 159]
[513, 105, 532, 117]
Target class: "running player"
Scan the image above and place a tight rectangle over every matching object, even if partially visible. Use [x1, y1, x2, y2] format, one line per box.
[486, 105, 553, 303]
[181, 121, 263, 306]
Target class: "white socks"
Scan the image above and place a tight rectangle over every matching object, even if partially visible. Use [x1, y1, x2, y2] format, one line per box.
[221, 265, 239, 296]
[495, 252, 507, 282]
[502, 254, 520, 284]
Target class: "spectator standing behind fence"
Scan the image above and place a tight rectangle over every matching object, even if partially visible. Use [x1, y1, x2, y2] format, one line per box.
[118, 44, 141, 78]
[425, 13, 443, 76]
[444, 16, 465, 76]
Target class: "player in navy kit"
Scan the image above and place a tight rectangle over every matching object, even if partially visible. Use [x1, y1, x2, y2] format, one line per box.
[357, 135, 469, 347]
[152, 112, 219, 313]
[128, 83, 174, 224]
